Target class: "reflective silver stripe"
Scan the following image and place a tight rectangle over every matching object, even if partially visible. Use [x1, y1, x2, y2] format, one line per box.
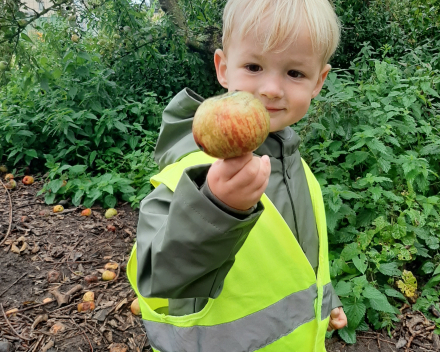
[321, 283, 333, 321]
[144, 284, 318, 352]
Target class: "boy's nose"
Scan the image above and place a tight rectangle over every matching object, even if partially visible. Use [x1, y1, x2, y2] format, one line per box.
[259, 77, 284, 100]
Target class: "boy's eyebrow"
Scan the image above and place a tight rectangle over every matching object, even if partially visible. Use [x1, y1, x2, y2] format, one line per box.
[247, 53, 307, 67]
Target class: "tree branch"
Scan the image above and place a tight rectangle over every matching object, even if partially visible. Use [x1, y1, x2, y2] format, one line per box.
[0, 0, 72, 47]
[158, 0, 187, 30]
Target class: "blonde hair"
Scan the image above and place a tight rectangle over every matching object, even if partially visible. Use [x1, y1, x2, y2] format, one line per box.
[222, 0, 341, 66]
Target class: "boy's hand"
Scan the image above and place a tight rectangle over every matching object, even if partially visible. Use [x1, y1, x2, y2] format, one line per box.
[207, 153, 271, 211]
[327, 307, 347, 331]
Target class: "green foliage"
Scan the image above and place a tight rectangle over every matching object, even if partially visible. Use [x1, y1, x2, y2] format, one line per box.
[2, 0, 440, 343]
[332, 0, 440, 69]
[295, 42, 440, 342]
[0, 0, 224, 208]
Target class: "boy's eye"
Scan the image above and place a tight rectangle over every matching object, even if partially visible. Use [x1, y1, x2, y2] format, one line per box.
[245, 64, 262, 72]
[288, 70, 303, 78]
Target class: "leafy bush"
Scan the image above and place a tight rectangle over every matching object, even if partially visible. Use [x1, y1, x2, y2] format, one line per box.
[295, 44, 440, 342]
[332, 0, 440, 69]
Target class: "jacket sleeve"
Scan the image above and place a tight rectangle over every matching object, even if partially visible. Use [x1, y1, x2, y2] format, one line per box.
[136, 164, 264, 299]
[330, 284, 343, 309]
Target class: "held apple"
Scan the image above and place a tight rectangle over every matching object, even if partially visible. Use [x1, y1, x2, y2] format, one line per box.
[192, 91, 270, 159]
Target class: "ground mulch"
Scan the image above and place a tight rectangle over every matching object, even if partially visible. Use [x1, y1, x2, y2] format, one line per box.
[0, 172, 439, 352]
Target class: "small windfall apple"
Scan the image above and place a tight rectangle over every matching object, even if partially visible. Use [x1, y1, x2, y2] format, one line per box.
[53, 205, 64, 213]
[22, 176, 34, 185]
[192, 91, 270, 159]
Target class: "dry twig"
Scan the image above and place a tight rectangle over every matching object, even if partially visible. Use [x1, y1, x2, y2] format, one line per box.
[0, 273, 27, 298]
[0, 303, 32, 341]
[0, 179, 13, 246]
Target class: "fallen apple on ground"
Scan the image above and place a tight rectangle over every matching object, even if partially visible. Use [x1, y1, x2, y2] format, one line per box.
[81, 208, 92, 216]
[53, 205, 64, 213]
[22, 176, 34, 185]
[131, 298, 141, 315]
[0, 165, 7, 172]
[78, 301, 95, 312]
[83, 291, 95, 302]
[105, 208, 117, 219]
[84, 275, 98, 284]
[5, 173, 14, 181]
[192, 91, 270, 159]
[102, 270, 116, 281]
[5, 180, 16, 189]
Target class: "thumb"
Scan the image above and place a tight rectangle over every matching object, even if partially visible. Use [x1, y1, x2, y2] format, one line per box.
[330, 307, 340, 319]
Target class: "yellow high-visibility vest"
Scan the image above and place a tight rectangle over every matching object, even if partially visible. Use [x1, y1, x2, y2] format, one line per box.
[127, 151, 332, 352]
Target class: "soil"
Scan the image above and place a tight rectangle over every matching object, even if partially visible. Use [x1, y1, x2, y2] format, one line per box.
[0, 174, 439, 352]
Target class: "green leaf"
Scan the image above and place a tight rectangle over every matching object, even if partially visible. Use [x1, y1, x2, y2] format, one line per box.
[377, 262, 402, 276]
[370, 187, 383, 202]
[368, 298, 398, 314]
[356, 320, 369, 331]
[89, 151, 97, 166]
[113, 121, 128, 133]
[21, 32, 33, 43]
[384, 287, 407, 302]
[78, 51, 92, 61]
[102, 185, 113, 195]
[68, 86, 78, 99]
[338, 326, 357, 344]
[107, 147, 123, 155]
[72, 190, 84, 206]
[24, 149, 38, 158]
[344, 299, 366, 330]
[69, 165, 87, 175]
[45, 192, 56, 205]
[335, 281, 352, 296]
[353, 253, 368, 274]
[341, 242, 360, 261]
[433, 264, 440, 276]
[119, 184, 136, 193]
[48, 179, 65, 194]
[425, 275, 440, 289]
[104, 194, 117, 208]
[420, 262, 435, 274]
[363, 285, 397, 314]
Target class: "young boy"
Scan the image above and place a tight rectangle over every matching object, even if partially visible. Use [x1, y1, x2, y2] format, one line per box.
[127, 0, 347, 350]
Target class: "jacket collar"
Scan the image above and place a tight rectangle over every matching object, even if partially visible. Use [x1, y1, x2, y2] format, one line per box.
[255, 127, 301, 159]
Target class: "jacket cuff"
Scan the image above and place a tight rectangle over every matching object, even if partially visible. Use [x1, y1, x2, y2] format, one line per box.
[200, 182, 257, 219]
[330, 283, 343, 309]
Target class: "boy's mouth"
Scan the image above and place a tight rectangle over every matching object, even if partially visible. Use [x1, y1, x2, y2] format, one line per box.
[266, 107, 284, 113]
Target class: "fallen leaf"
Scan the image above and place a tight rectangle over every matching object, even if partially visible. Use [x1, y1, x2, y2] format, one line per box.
[10, 244, 20, 254]
[109, 343, 128, 352]
[105, 262, 119, 270]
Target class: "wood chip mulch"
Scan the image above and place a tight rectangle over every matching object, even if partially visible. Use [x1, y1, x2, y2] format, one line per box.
[0, 173, 149, 352]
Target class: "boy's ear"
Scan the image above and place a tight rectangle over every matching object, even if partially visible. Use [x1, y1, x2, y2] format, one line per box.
[311, 64, 331, 99]
[214, 49, 228, 89]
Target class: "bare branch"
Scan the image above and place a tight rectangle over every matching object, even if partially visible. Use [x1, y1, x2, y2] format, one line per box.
[0, 0, 72, 48]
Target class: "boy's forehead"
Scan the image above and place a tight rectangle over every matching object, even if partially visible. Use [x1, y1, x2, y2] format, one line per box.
[230, 19, 312, 53]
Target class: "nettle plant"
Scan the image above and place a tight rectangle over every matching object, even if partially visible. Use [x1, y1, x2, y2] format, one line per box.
[37, 128, 159, 209]
[295, 46, 440, 342]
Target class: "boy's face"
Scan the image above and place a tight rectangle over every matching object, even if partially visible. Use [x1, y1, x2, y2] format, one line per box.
[214, 22, 331, 132]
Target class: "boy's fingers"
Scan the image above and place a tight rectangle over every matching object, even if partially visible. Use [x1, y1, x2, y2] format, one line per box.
[229, 155, 268, 188]
[216, 153, 253, 180]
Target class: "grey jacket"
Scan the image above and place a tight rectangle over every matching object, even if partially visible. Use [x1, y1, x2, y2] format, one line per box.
[136, 88, 342, 316]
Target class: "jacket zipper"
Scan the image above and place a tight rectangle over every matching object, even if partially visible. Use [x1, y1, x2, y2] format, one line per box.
[273, 134, 300, 238]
